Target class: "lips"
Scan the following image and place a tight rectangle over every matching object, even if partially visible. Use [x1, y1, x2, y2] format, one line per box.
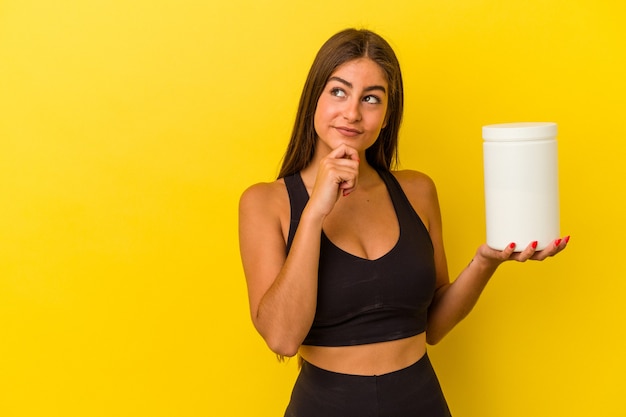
[334, 126, 363, 137]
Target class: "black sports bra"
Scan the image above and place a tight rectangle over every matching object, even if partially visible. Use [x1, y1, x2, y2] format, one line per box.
[284, 169, 436, 346]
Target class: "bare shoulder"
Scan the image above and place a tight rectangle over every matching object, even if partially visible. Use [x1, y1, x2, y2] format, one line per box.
[239, 178, 290, 241]
[390, 169, 438, 199]
[239, 179, 288, 211]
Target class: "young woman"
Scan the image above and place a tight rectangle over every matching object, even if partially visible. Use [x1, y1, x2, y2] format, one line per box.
[238, 28, 568, 417]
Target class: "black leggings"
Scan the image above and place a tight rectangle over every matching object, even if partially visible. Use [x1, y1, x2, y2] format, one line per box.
[284, 353, 451, 417]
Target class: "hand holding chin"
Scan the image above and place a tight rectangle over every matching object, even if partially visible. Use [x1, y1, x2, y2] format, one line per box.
[308, 144, 361, 216]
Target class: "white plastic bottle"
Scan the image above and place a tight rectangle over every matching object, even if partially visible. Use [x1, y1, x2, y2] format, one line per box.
[482, 122, 560, 251]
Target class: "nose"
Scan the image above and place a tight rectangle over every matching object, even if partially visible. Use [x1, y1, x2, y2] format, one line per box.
[343, 98, 362, 123]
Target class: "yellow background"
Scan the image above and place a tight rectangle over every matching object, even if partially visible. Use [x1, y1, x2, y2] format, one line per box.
[1, 0, 624, 416]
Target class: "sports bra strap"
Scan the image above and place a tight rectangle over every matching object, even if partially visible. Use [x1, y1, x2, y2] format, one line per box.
[284, 173, 309, 253]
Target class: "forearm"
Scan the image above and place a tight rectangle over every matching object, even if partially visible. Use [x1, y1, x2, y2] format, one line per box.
[255, 207, 325, 356]
[426, 255, 500, 344]
[425, 238, 567, 344]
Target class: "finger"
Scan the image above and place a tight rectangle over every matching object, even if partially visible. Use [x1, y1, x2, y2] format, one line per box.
[319, 155, 359, 177]
[329, 144, 360, 161]
[317, 162, 356, 195]
[530, 236, 569, 260]
[502, 242, 517, 259]
[517, 240, 539, 262]
[322, 158, 360, 196]
[320, 155, 360, 181]
[339, 174, 358, 196]
[551, 235, 570, 255]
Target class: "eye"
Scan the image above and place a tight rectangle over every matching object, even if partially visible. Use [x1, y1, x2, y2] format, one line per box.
[330, 87, 347, 98]
[363, 95, 382, 104]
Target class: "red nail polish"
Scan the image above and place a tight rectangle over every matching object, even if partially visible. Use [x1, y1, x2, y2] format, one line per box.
[532, 241, 538, 249]
[555, 238, 562, 246]
[564, 235, 570, 244]
[509, 242, 516, 249]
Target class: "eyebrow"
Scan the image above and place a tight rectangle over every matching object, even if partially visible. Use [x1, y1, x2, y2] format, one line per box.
[328, 76, 387, 94]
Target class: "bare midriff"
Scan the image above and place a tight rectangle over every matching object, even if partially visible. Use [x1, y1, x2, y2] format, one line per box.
[298, 332, 427, 376]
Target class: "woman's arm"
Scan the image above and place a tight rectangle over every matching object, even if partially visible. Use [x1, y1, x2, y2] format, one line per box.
[239, 183, 323, 357]
[239, 144, 361, 357]
[426, 240, 567, 345]
[396, 170, 568, 345]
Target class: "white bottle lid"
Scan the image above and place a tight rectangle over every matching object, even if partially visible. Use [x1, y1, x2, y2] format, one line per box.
[482, 122, 557, 142]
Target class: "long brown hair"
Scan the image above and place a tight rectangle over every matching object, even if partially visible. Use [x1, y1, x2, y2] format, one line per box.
[278, 28, 404, 178]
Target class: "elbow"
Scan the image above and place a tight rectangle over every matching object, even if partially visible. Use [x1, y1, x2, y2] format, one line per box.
[265, 337, 300, 358]
[425, 327, 447, 346]
[258, 324, 301, 357]
[426, 333, 442, 346]
[253, 314, 306, 357]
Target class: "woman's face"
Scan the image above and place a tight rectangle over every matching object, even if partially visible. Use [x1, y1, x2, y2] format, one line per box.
[313, 58, 389, 156]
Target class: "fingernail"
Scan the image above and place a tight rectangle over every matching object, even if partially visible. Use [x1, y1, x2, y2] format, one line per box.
[564, 235, 570, 244]
[555, 238, 562, 246]
[532, 241, 538, 249]
[509, 242, 516, 249]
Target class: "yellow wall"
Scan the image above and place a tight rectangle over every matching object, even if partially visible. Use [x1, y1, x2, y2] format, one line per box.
[1, 1, 624, 416]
